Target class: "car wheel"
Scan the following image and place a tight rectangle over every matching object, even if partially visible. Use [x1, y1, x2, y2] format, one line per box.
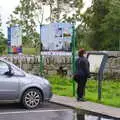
[22, 88, 42, 109]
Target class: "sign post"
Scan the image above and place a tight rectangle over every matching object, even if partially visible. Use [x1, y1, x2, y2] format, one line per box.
[40, 25, 43, 76]
[72, 25, 76, 96]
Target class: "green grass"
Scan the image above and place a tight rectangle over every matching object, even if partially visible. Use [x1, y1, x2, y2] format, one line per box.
[23, 48, 36, 55]
[48, 75, 73, 97]
[47, 75, 120, 107]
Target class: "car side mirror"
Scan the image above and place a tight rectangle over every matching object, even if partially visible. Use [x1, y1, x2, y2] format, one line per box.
[4, 65, 14, 76]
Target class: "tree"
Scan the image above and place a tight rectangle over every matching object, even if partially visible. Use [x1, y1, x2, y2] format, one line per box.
[81, 0, 109, 50]
[0, 15, 6, 54]
[101, 0, 120, 50]
[7, 0, 42, 48]
[40, 0, 83, 23]
[80, 0, 120, 50]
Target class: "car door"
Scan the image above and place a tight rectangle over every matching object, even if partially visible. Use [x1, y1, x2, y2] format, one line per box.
[0, 60, 19, 100]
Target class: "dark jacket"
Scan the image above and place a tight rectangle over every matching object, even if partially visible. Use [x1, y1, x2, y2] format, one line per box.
[75, 56, 90, 77]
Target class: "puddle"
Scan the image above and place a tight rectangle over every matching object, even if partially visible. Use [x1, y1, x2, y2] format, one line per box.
[75, 110, 118, 120]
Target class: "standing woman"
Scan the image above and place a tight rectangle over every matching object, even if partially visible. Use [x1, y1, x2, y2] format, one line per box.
[74, 48, 90, 101]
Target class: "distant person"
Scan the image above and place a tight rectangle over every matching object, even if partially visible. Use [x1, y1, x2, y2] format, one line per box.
[73, 48, 90, 101]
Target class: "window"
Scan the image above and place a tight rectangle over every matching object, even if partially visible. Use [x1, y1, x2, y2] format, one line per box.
[0, 61, 9, 75]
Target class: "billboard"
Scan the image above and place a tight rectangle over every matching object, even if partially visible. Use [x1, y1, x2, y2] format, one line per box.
[40, 23, 73, 51]
[8, 26, 22, 54]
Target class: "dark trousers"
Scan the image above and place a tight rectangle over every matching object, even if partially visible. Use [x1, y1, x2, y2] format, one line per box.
[77, 76, 87, 98]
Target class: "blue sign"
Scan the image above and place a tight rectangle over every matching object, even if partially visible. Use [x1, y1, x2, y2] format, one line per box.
[8, 26, 22, 54]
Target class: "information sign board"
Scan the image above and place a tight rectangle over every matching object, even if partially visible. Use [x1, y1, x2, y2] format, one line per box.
[88, 54, 104, 73]
[8, 26, 22, 54]
[40, 23, 73, 51]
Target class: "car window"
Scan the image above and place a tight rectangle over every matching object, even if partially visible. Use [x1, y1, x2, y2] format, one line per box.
[0, 61, 9, 75]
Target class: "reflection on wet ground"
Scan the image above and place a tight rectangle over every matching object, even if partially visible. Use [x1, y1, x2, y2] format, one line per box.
[76, 110, 117, 120]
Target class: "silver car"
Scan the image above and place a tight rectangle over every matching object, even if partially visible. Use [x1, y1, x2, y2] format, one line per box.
[0, 58, 52, 109]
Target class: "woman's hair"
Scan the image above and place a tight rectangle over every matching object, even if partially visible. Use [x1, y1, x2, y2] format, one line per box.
[78, 48, 86, 57]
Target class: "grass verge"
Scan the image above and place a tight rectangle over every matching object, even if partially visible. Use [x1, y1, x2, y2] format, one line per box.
[23, 48, 36, 55]
[47, 75, 120, 108]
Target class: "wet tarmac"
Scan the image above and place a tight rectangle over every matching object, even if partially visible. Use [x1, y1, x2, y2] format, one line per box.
[0, 102, 118, 120]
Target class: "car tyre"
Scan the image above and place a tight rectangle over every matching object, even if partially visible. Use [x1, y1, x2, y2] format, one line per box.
[22, 88, 42, 109]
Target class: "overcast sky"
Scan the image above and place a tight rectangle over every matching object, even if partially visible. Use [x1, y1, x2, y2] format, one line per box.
[0, 0, 92, 37]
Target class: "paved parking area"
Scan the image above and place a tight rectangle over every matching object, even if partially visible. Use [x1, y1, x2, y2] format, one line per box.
[0, 102, 69, 112]
[0, 102, 117, 120]
[0, 102, 74, 120]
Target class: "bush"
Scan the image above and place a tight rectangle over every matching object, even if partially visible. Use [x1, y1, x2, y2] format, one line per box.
[0, 45, 6, 55]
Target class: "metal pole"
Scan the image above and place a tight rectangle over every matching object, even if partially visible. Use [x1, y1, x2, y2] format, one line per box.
[40, 53, 43, 76]
[98, 54, 108, 101]
[72, 25, 76, 96]
[98, 72, 103, 101]
[118, 34, 120, 51]
[40, 25, 43, 76]
[39, 4, 45, 76]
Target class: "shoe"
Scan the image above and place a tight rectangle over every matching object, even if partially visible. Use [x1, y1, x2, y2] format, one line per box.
[79, 98, 85, 101]
[77, 97, 85, 102]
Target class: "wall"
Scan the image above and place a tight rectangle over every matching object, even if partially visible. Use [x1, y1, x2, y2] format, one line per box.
[1, 51, 120, 79]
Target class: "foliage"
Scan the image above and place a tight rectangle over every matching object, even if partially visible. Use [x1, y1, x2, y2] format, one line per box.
[79, 0, 120, 50]
[40, 0, 83, 23]
[60, 0, 83, 23]
[7, 0, 41, 48]
[75, 24, 93, 50]
[23, 47, 36, 55]
[79, 0, 109, 50]
[0, 15, 6, 54]
[101, 0, 120, 50]
[47, 75, 120, 107]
